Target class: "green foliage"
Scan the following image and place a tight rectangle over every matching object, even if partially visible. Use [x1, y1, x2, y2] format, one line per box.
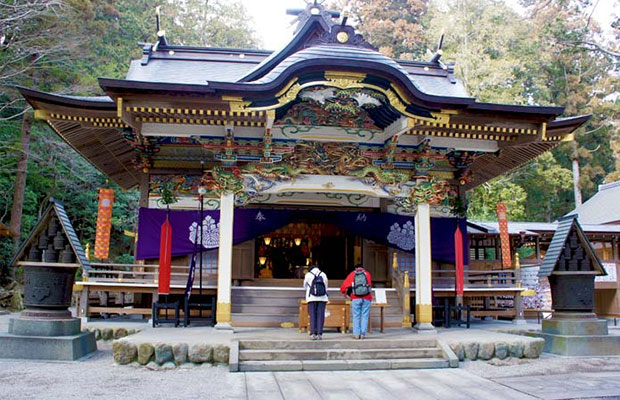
[467, 177, 527, 221]
[0, 0, 258, 280]
[434, 0, 619, 220]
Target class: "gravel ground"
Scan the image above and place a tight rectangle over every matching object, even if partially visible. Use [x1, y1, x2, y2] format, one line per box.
[0, 342, 246, 400]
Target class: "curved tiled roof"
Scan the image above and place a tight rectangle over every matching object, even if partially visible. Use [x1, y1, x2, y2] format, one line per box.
[250, 45, 470, 100]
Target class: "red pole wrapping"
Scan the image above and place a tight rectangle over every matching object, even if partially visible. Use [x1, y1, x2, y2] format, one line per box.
[496, 202, 512, 268]
[158, 216, 172, 295]
[455, 225, 464, 297]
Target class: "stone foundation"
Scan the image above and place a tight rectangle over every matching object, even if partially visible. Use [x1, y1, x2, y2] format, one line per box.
[86, 326, 140, 341]
[447, 337, 545, 361]
[112, 340, 230, 368]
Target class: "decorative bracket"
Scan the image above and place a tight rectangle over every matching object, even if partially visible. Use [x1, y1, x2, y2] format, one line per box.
[219, 123, 237, 166]
[261, 110, 277, 163]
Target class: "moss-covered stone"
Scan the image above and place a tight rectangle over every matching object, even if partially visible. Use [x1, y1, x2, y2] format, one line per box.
[113, 327, 128, 339]
[494, 342, 508, 359]
[478, 342, 495, 360]
[173, 343, 188, 365]
[155, 343, 173, 365]
[101, 328, 113, 341]
[213, 345, 229, 364]
[508, 341, 524, 358]
[138, 343, 154, 365]
[464, 342, 479, 360]
[112, 341, 137, 365]
[188, 343, 212, 364]
[524, 339, 545, 358]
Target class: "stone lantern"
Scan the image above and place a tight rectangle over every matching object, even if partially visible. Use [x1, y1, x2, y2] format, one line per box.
[537, 215, 620, 356]
[0, 199, 96, 360]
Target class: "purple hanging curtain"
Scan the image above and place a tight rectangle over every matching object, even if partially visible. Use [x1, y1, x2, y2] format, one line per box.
[136, 207, 467, 264]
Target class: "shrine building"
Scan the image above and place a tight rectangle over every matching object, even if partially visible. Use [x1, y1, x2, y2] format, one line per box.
[19, 3, 590, 330]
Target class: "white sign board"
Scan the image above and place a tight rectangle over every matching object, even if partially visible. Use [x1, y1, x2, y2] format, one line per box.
[374, 289, 387, 304]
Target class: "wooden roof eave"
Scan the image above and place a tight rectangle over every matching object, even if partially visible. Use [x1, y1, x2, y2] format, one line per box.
[17, 87, 140, 190]
[464, 115, 590, 191]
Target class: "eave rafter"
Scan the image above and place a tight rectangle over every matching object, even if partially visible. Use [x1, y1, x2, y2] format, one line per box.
[123, 99, 268, 128]
[33, 109, 140, 189]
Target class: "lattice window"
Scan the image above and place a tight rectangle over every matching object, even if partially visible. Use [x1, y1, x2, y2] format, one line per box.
[193, 250, 218, 275]
[397, 251, 415, 275]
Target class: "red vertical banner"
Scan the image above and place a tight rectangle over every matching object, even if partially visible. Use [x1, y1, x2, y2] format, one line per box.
[454, 226, 464, 296]
[496, 202, 512, 268]
[158, 216, 172, 295]
[94, 188, 114, 260]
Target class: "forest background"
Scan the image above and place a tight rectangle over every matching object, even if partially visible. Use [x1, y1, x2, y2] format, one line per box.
[0, 0, 618, 282]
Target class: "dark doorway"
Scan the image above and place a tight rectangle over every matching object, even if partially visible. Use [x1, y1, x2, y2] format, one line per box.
[254, 221, 355, 279]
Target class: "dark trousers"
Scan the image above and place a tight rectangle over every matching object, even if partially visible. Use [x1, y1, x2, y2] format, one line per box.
[308, 301, 327, 335]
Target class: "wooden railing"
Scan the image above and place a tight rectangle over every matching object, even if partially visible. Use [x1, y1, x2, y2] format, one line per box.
[428, 269, 519, 289]
[391, 253, 411, 327]
[83, 263, 217, 286]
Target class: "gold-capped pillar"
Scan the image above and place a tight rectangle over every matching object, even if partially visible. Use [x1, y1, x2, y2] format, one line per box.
[215, 191, 234, 330]
[415, 202, 435, 332]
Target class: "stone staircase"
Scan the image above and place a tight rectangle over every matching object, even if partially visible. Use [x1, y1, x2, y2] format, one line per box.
[231, 287, 404, 328]
[230, 337, 458, 372]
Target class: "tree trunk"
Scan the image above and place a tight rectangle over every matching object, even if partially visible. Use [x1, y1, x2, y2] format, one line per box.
[571, 139, 582, 207]
[9, 110, 33, 249]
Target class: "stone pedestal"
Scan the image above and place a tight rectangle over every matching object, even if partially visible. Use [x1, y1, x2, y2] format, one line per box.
[538, 312, 620, 356]
[0, 308, 96, 361]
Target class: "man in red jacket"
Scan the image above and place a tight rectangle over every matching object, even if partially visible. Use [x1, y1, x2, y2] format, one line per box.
[340, 264, 373, 339]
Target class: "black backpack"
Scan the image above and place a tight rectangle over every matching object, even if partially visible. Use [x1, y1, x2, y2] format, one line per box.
[353, 269, 371, 296]
[310, 270, 327, 297]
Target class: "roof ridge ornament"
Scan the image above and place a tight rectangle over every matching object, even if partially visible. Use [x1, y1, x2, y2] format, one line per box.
[287, 0, 340, 34]
[153, 6, 167, 50]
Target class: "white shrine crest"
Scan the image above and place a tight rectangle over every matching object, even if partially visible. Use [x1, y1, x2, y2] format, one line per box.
[189, 215, 219, 248]
[387, 220, 415, 250]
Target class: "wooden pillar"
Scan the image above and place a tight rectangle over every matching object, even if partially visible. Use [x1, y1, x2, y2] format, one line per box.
[513, 253, 526, 324]
[215, 192, 234, 330]
[78, 285, 89, 320]
[415, 203, 435, 332]
[138, 173, 150, 208]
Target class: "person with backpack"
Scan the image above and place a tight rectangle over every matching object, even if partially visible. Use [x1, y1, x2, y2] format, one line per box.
[303, 265, 328, 340]
[340, 264, 373, 339]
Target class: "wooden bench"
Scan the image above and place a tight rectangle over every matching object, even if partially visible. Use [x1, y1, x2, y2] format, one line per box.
[299, 300, 349, 334]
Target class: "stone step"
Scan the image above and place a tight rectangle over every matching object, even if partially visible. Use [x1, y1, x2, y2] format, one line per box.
[239, 338, 438, 350]
[231, 313, 299, 324]
[231, 305, 301, 314]
[231, 314, 405, 329]
[232, 288, 399, 298]
[239, 347, 443, 361]
[231, 303, 403, 314]
[238, 357, 449, 372]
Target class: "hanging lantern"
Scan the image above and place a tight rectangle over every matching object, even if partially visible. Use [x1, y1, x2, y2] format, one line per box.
[264, 237, 271, 246]
[259, 256, 267, 265]
[294, 237, 302, 246]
